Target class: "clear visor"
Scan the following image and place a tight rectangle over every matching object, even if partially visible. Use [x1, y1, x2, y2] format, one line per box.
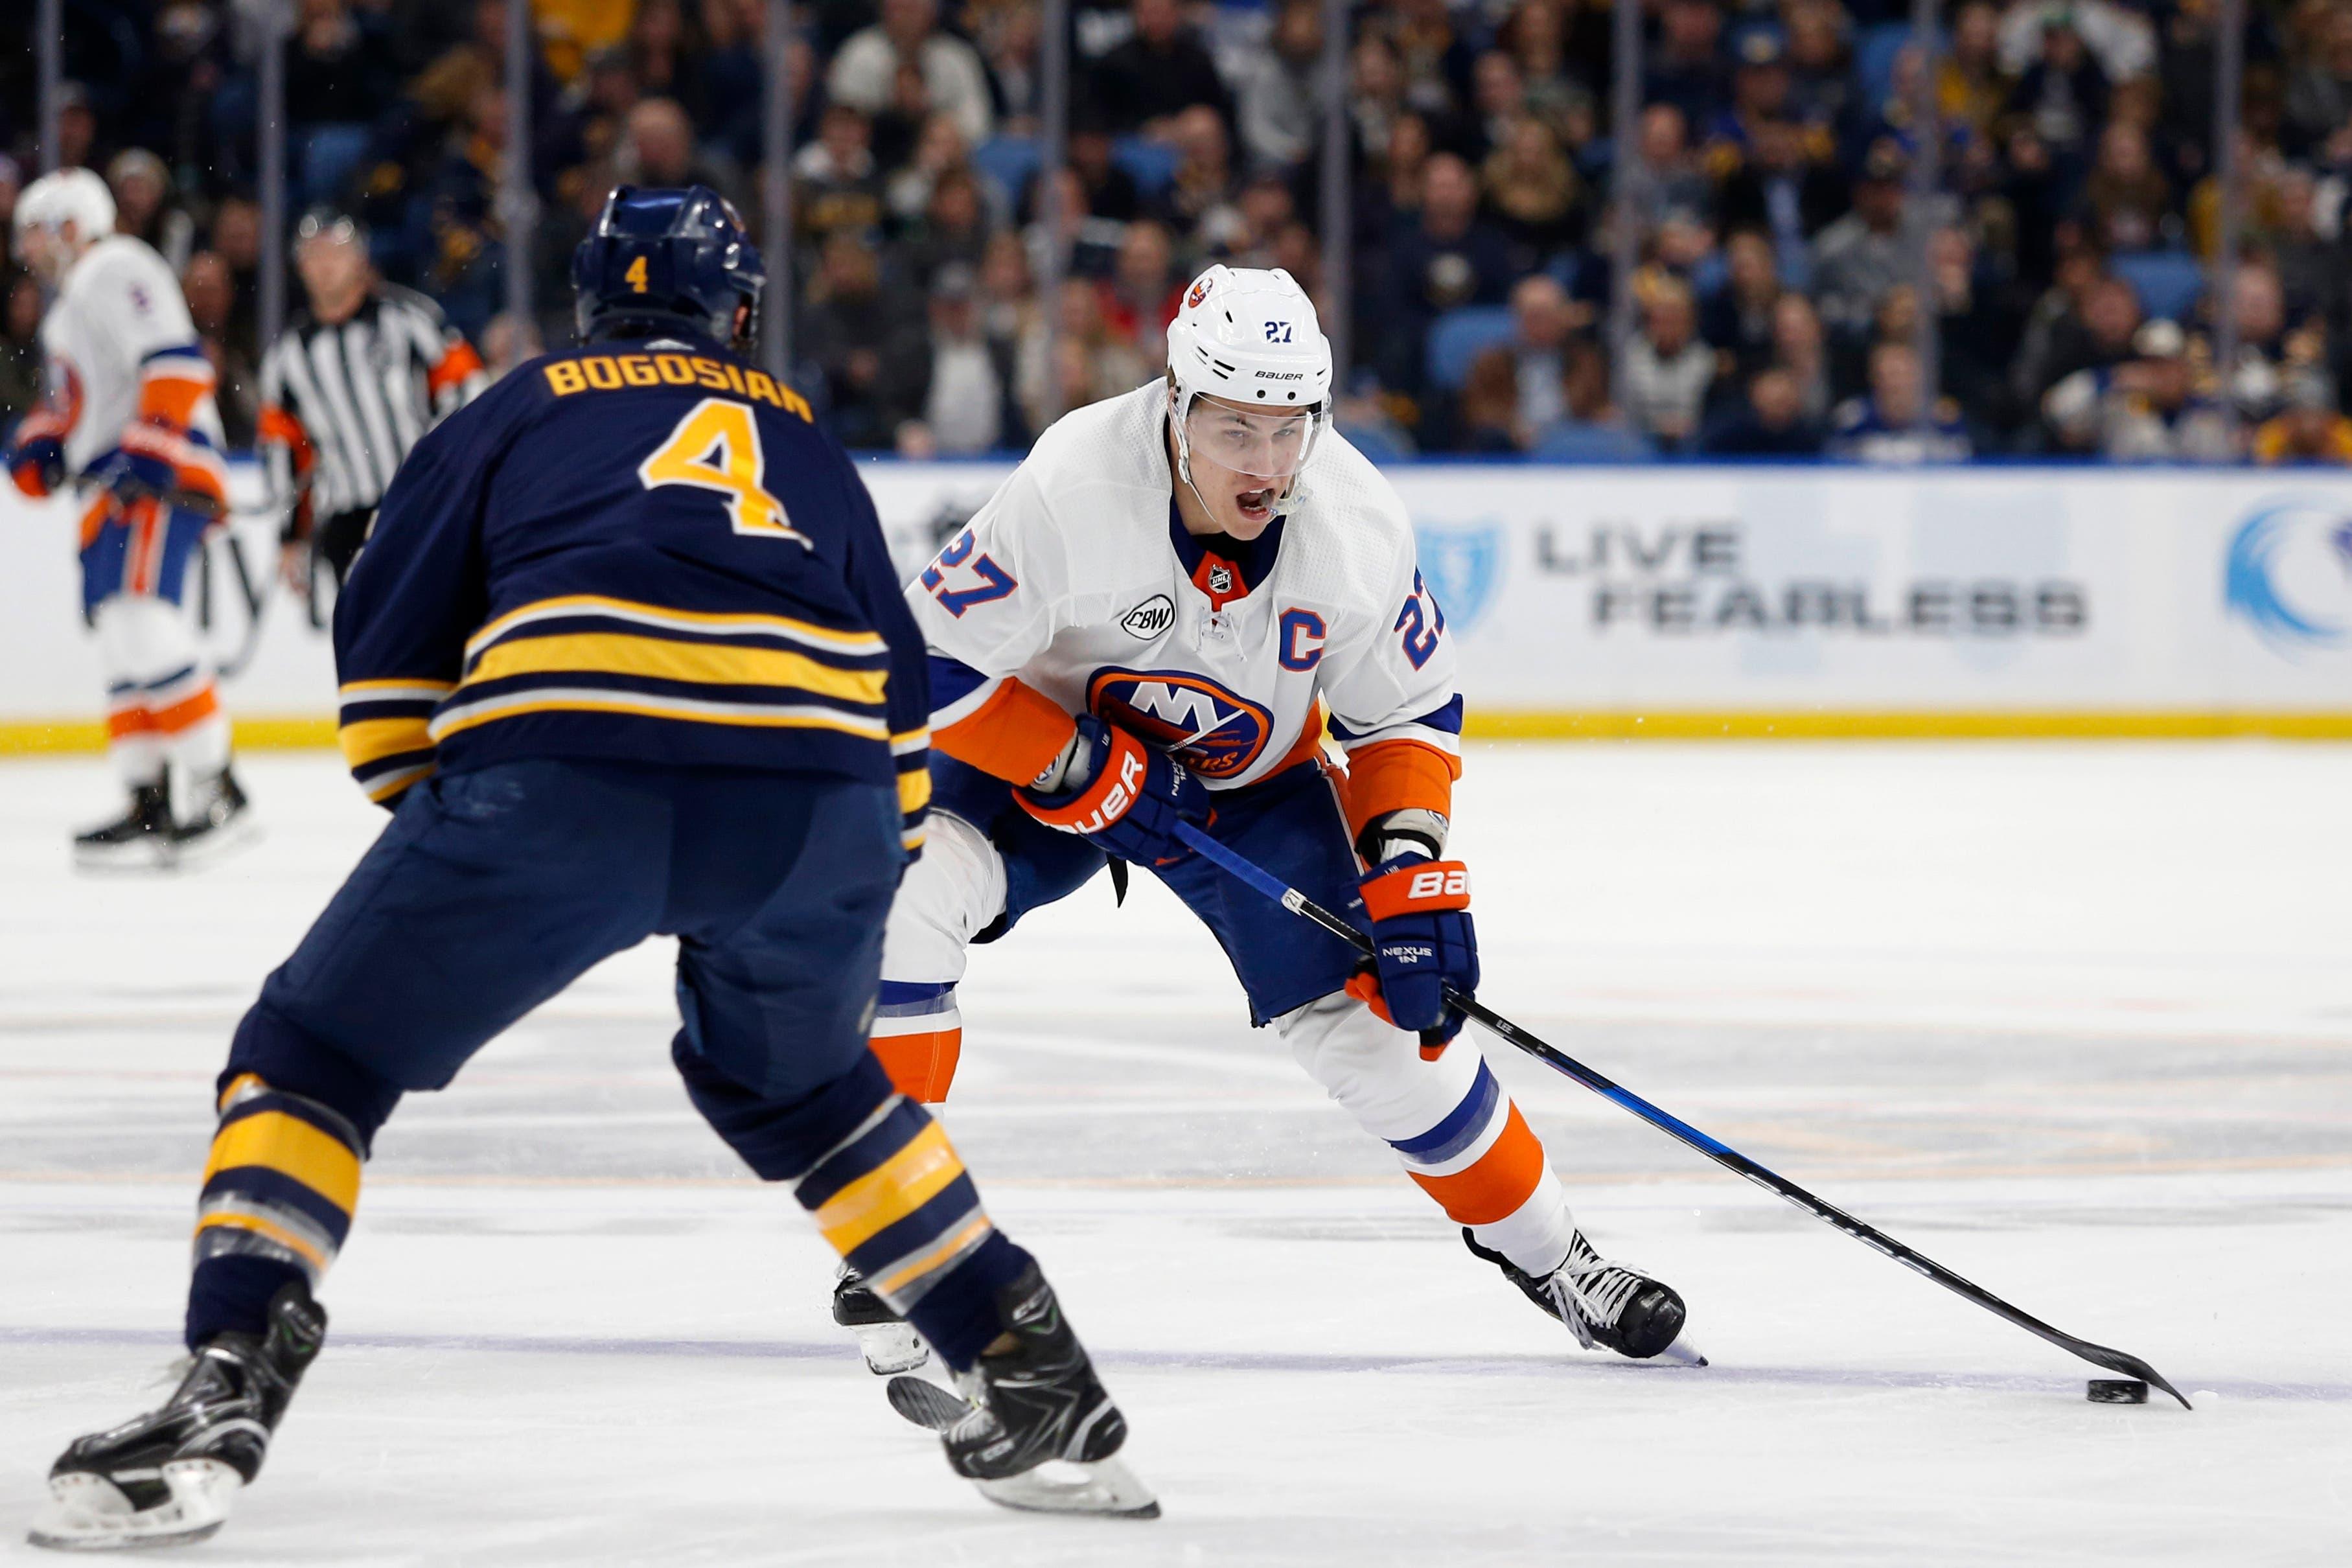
[1182, 398, 1321, 480]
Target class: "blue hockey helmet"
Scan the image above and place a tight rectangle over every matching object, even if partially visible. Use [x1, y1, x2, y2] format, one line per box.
[572, 185, 765, 347]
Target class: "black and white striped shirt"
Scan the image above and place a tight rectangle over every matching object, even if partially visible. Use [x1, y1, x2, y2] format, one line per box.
[257, 286, 488, 527]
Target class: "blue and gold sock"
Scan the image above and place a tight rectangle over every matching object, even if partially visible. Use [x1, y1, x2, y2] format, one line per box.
[185, 1074, 364, 1346]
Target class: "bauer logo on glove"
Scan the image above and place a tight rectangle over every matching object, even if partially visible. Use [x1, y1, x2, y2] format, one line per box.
[1350, 856, 1479, 1049]
[1016, 713, 1210, 866]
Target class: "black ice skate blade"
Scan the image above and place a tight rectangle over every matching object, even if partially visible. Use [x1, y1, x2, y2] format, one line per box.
[2087, 1378, 2150, 1405]
[884, 1378, 1161, 1519]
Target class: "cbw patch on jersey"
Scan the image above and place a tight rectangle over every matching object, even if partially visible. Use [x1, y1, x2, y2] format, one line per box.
[1087, 668, 1272, 780]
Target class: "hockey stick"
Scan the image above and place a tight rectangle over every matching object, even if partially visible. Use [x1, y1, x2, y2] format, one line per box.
[1169, 818, 2192, 1409]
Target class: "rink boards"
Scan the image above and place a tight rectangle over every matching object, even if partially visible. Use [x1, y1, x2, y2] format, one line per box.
[3, 459, 2351, 747]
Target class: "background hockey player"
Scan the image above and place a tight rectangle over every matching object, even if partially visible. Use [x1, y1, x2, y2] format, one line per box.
[27, 186, 1149, 1552]
[4, 168, 252, 869]
[840, 266, 1694, 1375]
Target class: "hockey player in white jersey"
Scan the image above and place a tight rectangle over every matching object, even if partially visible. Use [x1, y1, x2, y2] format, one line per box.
[838, 266, 1693, 1372]
[5, 168, 253, 868]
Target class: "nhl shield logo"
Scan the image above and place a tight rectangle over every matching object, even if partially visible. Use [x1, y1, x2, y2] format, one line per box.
[1413, 522, 1505, 636]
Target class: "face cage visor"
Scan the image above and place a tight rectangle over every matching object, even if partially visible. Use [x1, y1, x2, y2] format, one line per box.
[1179, 393, 1325, 481]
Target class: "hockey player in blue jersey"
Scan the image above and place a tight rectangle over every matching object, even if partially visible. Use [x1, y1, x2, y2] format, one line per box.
[27, 188, 1151, 1553]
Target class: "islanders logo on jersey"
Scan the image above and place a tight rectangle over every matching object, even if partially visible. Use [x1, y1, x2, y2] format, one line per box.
[1087, 667, 1273, 781]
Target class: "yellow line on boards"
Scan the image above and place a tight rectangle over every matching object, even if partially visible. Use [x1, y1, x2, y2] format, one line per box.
[0, 716, 340, 754]
[5, 710, 2352, 755]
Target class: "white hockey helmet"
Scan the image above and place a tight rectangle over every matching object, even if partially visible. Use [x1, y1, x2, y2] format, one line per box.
[14, 167, 116, 245]
[1165, 265, 1333, 512]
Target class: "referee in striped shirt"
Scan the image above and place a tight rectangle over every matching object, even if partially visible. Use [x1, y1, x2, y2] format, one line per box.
[259, 209, 489, 599]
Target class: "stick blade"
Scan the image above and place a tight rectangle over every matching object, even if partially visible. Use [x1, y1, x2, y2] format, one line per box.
[2060, 1339, 2191, 1410]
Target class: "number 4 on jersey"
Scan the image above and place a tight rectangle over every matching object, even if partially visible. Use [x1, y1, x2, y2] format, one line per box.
[639, 397, 810, 548]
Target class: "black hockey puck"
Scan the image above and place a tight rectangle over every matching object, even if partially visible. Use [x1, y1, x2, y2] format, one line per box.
[2087, 1379, 2150, 1404]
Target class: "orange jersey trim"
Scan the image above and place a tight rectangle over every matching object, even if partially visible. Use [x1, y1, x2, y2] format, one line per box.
[1407, 1105, 1547, 1226]
[934, 678, 1078, 783]
[1341, 738, 1461, 840]
[136, 369, 216, 430]
[427, 341, 485, 398]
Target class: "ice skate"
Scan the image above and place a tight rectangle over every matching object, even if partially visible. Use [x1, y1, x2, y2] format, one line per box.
[884, 1263, 1157, 1518]
[166, 766, 259, 868]
[27, 1282, 325, 1552]
[1466, 1228, 1702, 1365]
[72, 783, 174, 872]
[833, 1262, 930, 1374]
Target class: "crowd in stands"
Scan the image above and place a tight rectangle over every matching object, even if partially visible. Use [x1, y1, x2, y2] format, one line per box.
[7, 0, 2352, 463]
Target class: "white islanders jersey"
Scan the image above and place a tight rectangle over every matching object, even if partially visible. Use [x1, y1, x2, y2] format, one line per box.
[910, 381, 1461, 790]
[38, 235, 226, 476]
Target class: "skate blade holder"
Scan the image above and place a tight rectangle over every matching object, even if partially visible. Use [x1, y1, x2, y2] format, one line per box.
[885, 1376, 1160, 1519]
[976, 1457, 1161, 1519]
[27, 1458, 241, 1551]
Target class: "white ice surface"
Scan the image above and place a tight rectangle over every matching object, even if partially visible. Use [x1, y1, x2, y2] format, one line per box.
[2, 743, 2349, 1565]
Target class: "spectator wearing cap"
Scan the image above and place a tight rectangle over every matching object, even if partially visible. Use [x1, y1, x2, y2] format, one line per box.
[1237, 0, 1329, 172]
[828, 0, 995, 148]
[1622, 282, 1714, 451]
[1828, 341, 1972, 463]
[907, 263, 1022, 457]
[2041, 317, 2237, 461]
[2254, 373, 2352, 463]
[106, 150, 196, 276]
[1704, 366, 1826, 455]
[1708, 21, 1796, 150]
[1087, 0, 1234, 139]
[1810, 142, 1912, 340]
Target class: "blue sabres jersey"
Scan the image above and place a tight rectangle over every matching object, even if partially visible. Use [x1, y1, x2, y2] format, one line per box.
[332, 332, 930, 853]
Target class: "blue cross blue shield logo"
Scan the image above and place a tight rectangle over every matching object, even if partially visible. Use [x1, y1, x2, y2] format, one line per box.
[1413, 522, 1505, 637]
[2225, 499, 2352, 652]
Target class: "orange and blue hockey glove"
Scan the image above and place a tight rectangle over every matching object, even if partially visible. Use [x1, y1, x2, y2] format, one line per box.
[5, 408, 69, 498]
[85, 422, 181, 505]
[1016, 713, 1208, 865]
[1346, 856, 1478, 1048]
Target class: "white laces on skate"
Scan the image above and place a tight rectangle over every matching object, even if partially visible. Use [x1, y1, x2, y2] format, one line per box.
[1536, 1240, 1649, 1348]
